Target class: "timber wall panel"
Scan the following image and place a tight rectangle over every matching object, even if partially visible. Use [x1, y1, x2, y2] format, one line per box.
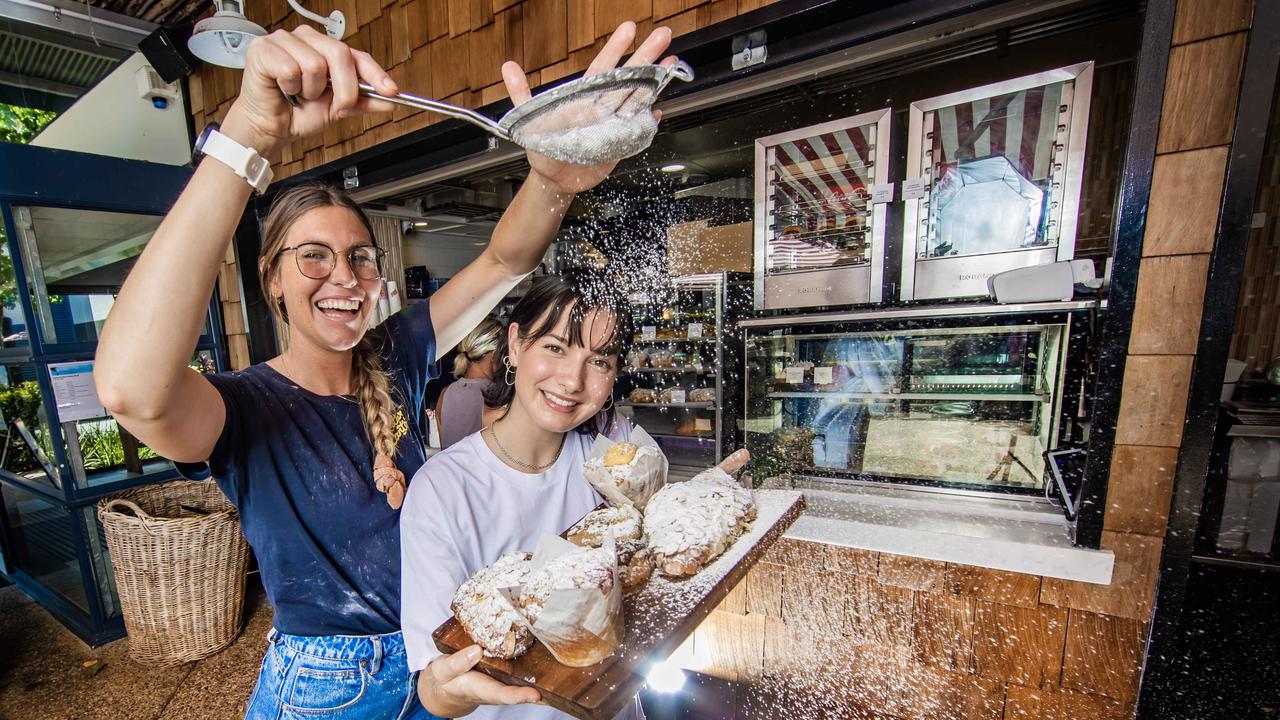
[189, 0, 786, 178]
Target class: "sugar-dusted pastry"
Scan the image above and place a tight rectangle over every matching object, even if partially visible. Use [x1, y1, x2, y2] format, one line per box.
[614, 538, 654, 592]
[583, 436, 667, 510]
[566, 504, 643, 547]
[450, 552, 534, 659]
[604, 442, 640, 467]
[519, 546, 615, 625]
[688, 387, 716, 403]
[643, 468, 756, 577]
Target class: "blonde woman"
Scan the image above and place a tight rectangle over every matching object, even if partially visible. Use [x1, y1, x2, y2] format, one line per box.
[93, 21, 677, 720]
[437, 316, 502, 449]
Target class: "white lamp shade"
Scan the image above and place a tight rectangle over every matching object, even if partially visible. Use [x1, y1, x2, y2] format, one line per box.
[188, 12, 267, 68]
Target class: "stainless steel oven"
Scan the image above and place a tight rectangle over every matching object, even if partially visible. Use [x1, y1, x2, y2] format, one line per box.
[900, 62, 1094, 301]
[753, 108, 892, 310]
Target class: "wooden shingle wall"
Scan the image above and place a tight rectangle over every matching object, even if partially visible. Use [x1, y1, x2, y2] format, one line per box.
[186, 0, 784, 182]
[189, 2, 781, 365]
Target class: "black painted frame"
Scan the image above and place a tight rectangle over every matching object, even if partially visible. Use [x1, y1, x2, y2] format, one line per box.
[1070, 0, 1176, 548]
[1137, 1, 1280, 715]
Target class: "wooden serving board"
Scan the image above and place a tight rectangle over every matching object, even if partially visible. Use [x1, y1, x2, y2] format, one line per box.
[433, 489, 805, 720]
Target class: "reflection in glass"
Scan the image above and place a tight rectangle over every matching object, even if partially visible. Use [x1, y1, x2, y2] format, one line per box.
[744, 326, 1063, 490]
[0, 224, 32, 353]
[13, 205, 162, 345]
[766, 122, 878, 274]
[1, 482, 89, 611]
[920, 79, 1070, 258]
[0, 362, 59, 488]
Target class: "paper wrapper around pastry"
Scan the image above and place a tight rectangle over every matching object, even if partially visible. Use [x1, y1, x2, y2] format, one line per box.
[498, 535, 623, 668]
[583, 426, 669, 511]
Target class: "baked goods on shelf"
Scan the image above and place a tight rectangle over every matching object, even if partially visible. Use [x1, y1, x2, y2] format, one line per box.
[625, 347, 649, 369]
[658, 387, 687, 404]
[649, 349, 675, 368]
[450, 552, 535, 659]
[643, 467, 756, 577]
[628, 388, 657, 404]
[566, 504, 643, 547]
[688, 387, 716, 403]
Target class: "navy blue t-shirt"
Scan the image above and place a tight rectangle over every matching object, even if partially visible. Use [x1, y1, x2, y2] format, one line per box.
[178, 302, 437, 636]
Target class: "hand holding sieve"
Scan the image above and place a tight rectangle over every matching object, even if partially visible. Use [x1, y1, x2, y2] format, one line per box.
[343, 60, 694, 166]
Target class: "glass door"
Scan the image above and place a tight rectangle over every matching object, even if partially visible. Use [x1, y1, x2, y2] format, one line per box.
[0, 140, 211, 645]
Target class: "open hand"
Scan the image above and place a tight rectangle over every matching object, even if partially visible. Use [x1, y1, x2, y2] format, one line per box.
[418, 645, 540, 717]
[501, 21, 678, 195]
[222, 25, 399, 158]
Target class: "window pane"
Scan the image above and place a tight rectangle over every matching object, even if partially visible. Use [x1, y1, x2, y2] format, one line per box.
[0, 222, 32, 354]
[67, 414, 173, 489]
[12, 205, 162, 345]
[0, 362, 60, 489]
[1, 482, 89, 611]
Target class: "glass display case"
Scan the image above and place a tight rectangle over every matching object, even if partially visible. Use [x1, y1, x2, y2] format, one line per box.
[743, 310, 1089, 493]
[617, 273, 744, 481]
[753, 108, 892, 309]
[901, 62, 1094, 301]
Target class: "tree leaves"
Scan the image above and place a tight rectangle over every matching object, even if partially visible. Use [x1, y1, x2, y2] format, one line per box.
[0, 103, 57, 144]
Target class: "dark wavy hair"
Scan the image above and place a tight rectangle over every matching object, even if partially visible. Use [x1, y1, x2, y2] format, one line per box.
[483, 271, 634, 435]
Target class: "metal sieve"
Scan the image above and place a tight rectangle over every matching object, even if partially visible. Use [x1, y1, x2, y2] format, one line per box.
[353, 60, 694, 165]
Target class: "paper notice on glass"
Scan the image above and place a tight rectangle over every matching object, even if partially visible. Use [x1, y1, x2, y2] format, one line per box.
[901, 178, 927, 201]
[869, 183, 894, 204]
[641, 325, 657, 341]
[695, 418, 712, 431]
[49, 361, 106, 423]
[814, 366, 834, 385]
[687, 323, 703, 338]
[785, 366, 805, 384]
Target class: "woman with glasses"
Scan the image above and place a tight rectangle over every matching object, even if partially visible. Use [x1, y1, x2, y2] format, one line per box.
[94, 21, 677, 720]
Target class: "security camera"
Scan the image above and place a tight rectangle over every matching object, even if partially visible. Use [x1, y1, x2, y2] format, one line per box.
[401, 219, 414, 236]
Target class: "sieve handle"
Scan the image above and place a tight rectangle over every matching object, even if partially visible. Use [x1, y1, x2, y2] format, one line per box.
[356, 83, 511, 140]
[655, 60, 695, 94]
[282, 84, 510, 140]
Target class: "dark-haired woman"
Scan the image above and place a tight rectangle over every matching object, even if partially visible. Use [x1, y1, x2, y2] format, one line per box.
[94, 21, 677, 720]
[399, 273, 748, 719]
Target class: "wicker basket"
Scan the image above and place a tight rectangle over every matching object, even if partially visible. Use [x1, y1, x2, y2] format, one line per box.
[98, 480, 250, 666]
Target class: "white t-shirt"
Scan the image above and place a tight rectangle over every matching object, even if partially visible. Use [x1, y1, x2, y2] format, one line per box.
[400, 420, 642, 720]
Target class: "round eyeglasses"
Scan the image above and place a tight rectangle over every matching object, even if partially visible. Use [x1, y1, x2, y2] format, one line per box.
[279, 242, 385, 281]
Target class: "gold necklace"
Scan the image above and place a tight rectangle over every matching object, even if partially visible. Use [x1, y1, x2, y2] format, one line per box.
[487, 422, 565, 472]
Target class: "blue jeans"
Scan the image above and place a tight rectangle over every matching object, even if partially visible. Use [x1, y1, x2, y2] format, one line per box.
[245, 628, 437, 719]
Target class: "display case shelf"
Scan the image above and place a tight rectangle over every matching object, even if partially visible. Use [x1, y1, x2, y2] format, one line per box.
[617, 401, 716, 409]
[765, 391, 1048, 402]
[625, 367, 714, 374]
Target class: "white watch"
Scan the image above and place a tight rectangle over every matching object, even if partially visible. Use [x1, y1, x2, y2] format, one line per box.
[194, 123, 273, 194]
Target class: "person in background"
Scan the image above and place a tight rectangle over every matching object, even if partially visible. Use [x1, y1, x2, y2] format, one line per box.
[437, 316, 502, 448]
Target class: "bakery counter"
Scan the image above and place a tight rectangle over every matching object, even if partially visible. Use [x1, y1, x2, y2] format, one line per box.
[761, 475, 1114, 584]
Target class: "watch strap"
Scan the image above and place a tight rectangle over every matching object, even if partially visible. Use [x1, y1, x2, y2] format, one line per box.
[198, 127, 273, 194]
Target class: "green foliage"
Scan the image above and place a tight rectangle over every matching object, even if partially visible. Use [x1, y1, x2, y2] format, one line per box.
[0, 380, 42, 427]
[79, 423, 158, 472]
[0, 103, 57, 145]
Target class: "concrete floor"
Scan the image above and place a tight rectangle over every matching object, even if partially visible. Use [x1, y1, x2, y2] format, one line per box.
[0, 578, 272, 720]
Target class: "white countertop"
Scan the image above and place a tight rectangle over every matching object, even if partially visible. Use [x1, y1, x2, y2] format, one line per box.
[763, 476, 1114, 585]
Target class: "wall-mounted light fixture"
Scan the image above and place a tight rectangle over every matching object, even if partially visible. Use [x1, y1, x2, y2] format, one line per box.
[186, 0, 265, 68]
[188, 0, 345, 69]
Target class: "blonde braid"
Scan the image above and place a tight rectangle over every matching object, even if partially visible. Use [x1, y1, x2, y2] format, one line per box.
[351, 334, 405, 507]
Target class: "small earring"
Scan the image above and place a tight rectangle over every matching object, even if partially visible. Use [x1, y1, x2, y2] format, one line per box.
[503, 356, 516, 386]
[601, 394, 614, 412]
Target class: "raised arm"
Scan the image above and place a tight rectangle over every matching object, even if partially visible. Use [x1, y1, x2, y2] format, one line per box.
[94, 26, 398, 462]
[428, 21, 677, 358]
